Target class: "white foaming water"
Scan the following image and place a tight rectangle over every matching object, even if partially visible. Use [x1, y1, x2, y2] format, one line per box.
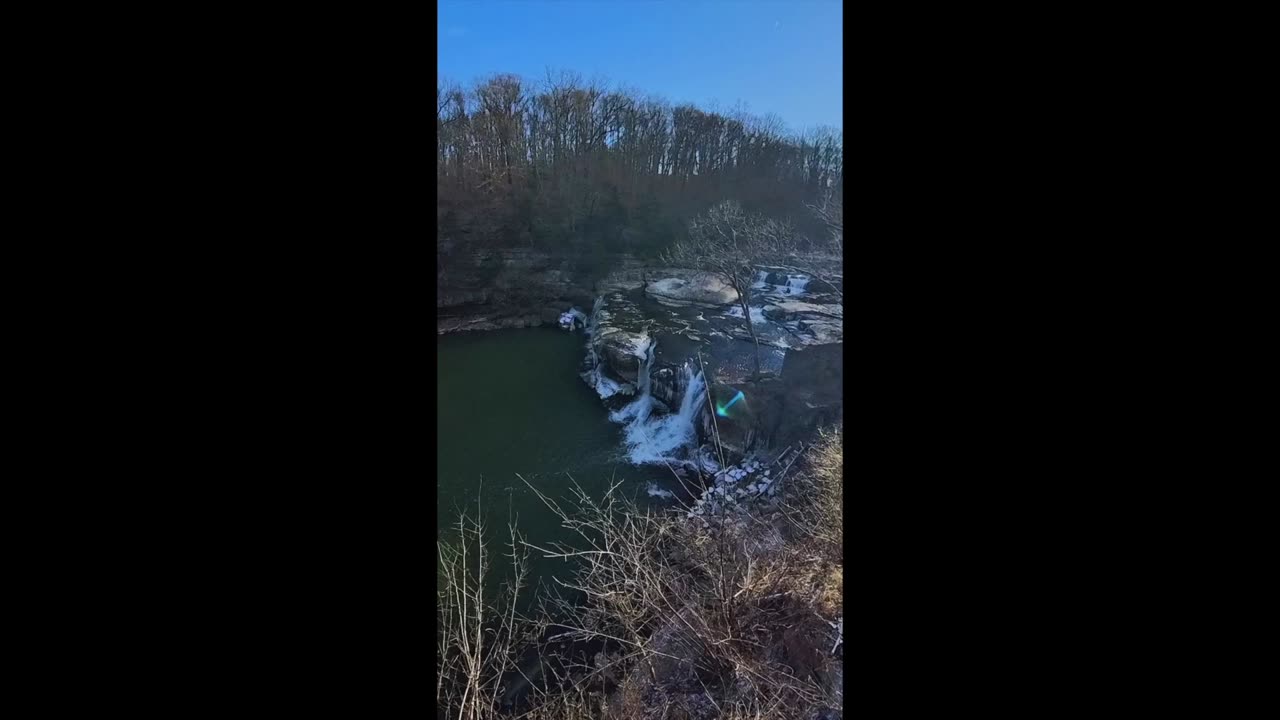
[608, 340, 654, 424]
[591, 370, 623, 399]
[585, 296, 605, 336]
[786, 275, 810, 293]
[726, 305, 767, 325]
[581, 294, 708, 465]
[753, 269, 811, 297]
[611, 352, 707, 466]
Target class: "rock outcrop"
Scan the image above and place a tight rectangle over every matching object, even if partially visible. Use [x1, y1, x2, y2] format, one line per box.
[645, 272, 739, 307]
[597, 330, 651, 382]
[437, 248, 600, 334]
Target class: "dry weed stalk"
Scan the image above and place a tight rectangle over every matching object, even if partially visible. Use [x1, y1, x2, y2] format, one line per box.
[437, 488, 533, 720]
[438, 424, 844, 719]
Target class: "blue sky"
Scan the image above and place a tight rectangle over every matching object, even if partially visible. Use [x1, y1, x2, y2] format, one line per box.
[438, 0, 843, 134]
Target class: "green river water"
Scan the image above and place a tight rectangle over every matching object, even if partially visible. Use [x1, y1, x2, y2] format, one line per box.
[436, 328, 670, 598]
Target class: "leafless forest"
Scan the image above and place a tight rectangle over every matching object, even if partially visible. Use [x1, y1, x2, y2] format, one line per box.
[437, 72, 843, 257]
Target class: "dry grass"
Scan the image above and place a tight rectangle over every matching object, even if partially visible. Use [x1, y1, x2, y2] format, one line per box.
[788, 426, 843, 563]
[436, 426, 844, 719]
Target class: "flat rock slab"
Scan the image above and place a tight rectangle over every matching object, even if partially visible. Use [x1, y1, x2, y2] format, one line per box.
[762, 301, 843, 322]
[645, 274, 739, 307]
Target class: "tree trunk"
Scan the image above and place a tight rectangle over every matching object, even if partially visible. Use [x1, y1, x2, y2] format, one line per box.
[735, 280, 762, 377]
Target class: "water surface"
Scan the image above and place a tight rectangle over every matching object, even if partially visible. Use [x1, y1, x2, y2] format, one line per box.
[437, 328, 668, 597]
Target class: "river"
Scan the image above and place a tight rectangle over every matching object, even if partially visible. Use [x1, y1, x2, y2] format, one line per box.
[436, 327, 671, 599]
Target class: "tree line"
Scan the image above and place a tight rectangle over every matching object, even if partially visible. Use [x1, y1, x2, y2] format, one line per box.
[437, 72, 843, 258]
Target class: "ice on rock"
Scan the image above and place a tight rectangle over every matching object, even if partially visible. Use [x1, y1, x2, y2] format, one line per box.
[559, 308, 589, 331]
[646, 483, 675, 499]
[593, 373, 623, 399]
[611, 351, 708, 466]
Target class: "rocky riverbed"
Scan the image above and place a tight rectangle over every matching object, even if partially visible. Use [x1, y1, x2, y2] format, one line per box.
[572, 263, 844, 479]
[436, 247, 843, 481]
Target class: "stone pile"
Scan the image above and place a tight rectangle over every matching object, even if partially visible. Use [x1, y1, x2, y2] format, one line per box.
[685, 456, 782, 519]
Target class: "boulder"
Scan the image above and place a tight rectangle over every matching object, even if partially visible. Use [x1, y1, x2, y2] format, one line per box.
[596, 278, 646, 294]
[781, 343, 843, 407]
[645, 273, 739, 307]
[598, 330, 651, 381]
[800, 320, 842, 344]
[650, 366, 679, 407]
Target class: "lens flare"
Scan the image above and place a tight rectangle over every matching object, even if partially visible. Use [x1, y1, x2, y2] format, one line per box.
[716, 390, 745, 417]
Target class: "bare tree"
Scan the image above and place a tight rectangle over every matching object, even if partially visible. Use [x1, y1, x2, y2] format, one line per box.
[437, 71, 843, 257]
[788, 193, 843, 299]
[664, 201, 800, 377]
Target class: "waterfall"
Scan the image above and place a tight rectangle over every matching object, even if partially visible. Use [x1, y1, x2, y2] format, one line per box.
[584, 296, 605, 337]
[608, 341, 654, 425]
[579, 294, 707, 465]
[611, 354, 707, 466]
[581, 296, 621, 398]
[786, 275, 810, 294]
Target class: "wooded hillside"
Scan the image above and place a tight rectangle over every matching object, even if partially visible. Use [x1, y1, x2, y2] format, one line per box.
[438, 72, 843, 257]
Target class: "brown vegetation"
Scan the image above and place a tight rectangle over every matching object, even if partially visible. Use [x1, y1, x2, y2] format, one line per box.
[437, 72, 843, 256]
[436, 428, 843, 719]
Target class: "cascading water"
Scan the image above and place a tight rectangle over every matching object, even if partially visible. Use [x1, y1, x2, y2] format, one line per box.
[608, 340, 654, 424]
[610, 351, 707, 466]
[581, 296, 625, 398]
[577, 294, 709, 466]
[584, 296, 605, 338]
[753, 268, 810, 296]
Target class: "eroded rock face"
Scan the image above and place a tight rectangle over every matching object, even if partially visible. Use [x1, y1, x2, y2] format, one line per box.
[436, 314, 545, 334]
[437, 249, 604, 334]
[645, 272, 739, 307]
[782, 343, 842, 392]
[597, 329, 651, 382]
[780, 343, 844, 441]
